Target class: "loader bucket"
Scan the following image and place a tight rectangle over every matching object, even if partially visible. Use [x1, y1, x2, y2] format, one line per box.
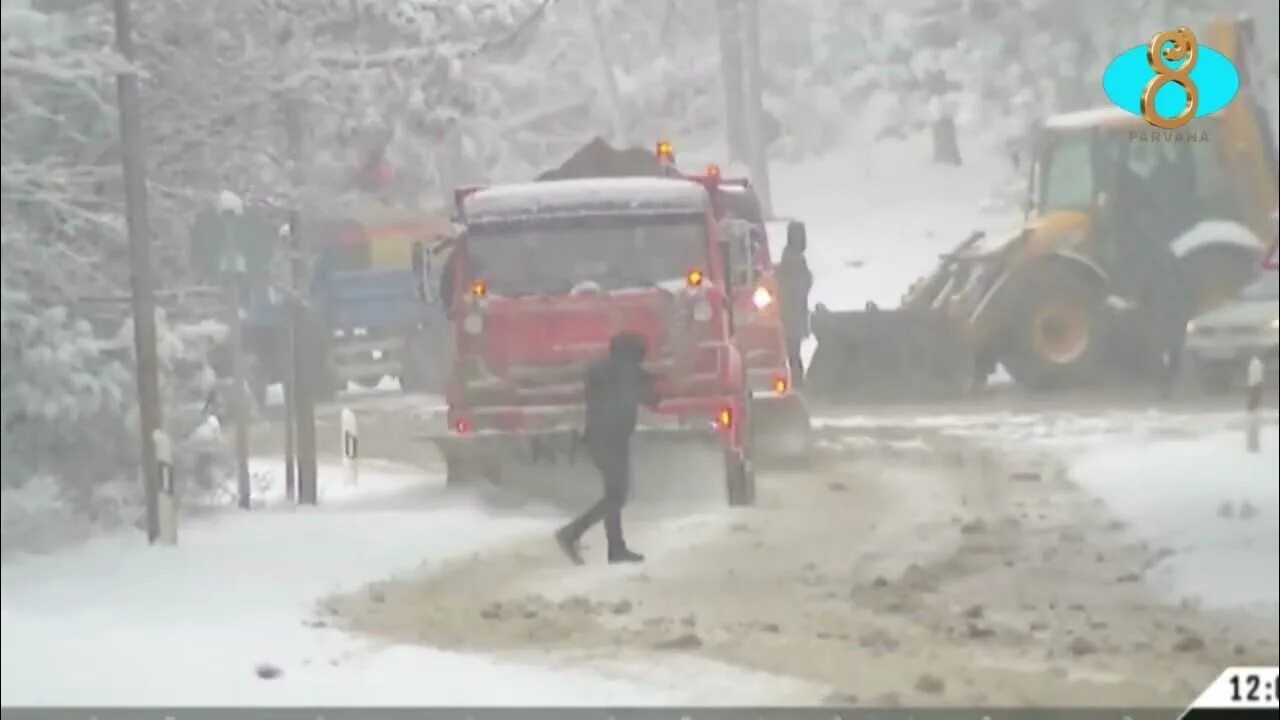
[806, 305, 975, 404]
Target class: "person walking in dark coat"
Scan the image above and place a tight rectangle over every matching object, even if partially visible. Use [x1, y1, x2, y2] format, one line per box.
[556, 332, 658, 565]
[776, 223, 813, 387]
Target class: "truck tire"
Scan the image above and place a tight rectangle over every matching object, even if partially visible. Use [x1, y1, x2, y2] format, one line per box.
[1001, 264, 1107, 391]
[725, 396, 757, 507]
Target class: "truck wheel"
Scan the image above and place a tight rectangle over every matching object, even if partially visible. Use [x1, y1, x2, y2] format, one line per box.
[1001, 265, 1107, 391]
[725, 397, 757, 507]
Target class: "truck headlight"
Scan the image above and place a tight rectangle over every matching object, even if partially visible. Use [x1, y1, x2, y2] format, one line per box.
[1186, 320, 1198, 334]
[1270, 317, 1278, 332]
[353, 327, 369, 337]
[752, 286, 773, 309]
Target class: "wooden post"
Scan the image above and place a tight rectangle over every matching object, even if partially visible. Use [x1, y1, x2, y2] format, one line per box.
[740, 0, 773, 216]
[219, 194, 252, 510]
[112, 0, 163, 544]
[154, 429, 177, 545]
[285, 98, 319, 505]
[1246, 355, 1263, 453]
[341, 407, 359, 486]
[716, 0, 748, 162]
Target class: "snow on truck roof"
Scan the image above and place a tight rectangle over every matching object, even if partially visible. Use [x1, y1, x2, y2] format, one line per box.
[463, 177, 708, 222]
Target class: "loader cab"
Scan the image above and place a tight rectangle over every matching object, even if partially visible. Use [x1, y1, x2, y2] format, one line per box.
[1030, 111, 1254, 299]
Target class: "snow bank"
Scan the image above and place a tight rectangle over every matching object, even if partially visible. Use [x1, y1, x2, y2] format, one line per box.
[1071, 428, 1280, 619]
[0, 460, 804, 705]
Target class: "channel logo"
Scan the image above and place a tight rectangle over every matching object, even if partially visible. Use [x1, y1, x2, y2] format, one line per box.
[1102, 27, 1240, 129]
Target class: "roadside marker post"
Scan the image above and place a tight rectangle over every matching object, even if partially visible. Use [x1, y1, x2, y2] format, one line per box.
[1246, 356, 1264, 453]
[341, 407, 359, 486]
[154, 429, 177, 545]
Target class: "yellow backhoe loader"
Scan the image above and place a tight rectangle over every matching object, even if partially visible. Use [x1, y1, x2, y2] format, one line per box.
[808, 15, 1278, 401]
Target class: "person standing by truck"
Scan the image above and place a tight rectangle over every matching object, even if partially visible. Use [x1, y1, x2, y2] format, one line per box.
[777, 223, 813, 387]
[556, 332, 658, 565]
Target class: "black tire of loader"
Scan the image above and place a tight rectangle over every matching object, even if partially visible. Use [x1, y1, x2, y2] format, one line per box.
[725, 393, 757, 507]
[1001, 264, 1108, 392]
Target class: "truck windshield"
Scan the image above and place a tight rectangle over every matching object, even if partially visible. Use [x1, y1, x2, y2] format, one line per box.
[464, 213, 706, 296]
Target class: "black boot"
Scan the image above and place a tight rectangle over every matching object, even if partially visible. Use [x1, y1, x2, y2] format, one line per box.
[608, 548, 645, 564]
[555, 527, 584, 565]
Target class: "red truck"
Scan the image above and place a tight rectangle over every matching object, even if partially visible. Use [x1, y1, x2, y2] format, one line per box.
[691, 167, 811, 458]
[431, 175, 760, 506]
[657, 142, 811, 458]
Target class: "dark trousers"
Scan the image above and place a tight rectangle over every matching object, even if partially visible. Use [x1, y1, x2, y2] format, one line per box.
[562, 440, 631, 554]
[785, 336, 805, 388]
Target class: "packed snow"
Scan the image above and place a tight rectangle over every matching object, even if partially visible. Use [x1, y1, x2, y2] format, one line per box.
[818, 407, 1280, 622]
[1072, 428, 1280, 619]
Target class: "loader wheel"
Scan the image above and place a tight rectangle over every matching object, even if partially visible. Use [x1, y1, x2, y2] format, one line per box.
[1002, 266, 1106, 391]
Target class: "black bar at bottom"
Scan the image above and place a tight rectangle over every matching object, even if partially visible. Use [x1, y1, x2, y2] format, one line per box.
[0, 707, 1196, 720]
[1181, 708, 1280, 720]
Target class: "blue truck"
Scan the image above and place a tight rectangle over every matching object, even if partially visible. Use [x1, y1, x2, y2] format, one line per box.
[191, 204, 454, 404]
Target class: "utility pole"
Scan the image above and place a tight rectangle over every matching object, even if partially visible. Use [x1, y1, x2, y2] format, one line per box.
[279, 222, 297, 502]
[740, 0, 773, 217]
[112, 0, 163, 544]
[716, 0, 748, 162]
[218, 192, 252, 509]
[285, 97, 319, 505]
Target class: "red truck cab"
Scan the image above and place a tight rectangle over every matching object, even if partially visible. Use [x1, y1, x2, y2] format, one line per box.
[660, 147, 810, 458]
[436, 176, 758, 505]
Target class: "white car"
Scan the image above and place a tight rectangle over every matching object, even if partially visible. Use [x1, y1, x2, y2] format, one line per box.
[1185, 275, 1279, 391]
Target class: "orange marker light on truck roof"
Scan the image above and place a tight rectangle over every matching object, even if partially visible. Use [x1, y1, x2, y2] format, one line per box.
[685, 269, 704, 288]
[705, 163, 721, 178]
[656, 140, 675, 165]
[772, 377, 788, 394]
[716, 407, 733, 430]
[470, 279, 488, 297]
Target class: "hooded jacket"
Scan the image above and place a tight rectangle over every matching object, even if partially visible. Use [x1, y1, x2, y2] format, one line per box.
[583, 334, 659, 448]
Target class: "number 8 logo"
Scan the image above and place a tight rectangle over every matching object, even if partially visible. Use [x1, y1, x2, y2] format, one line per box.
[1141, 27, 1199, 129]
